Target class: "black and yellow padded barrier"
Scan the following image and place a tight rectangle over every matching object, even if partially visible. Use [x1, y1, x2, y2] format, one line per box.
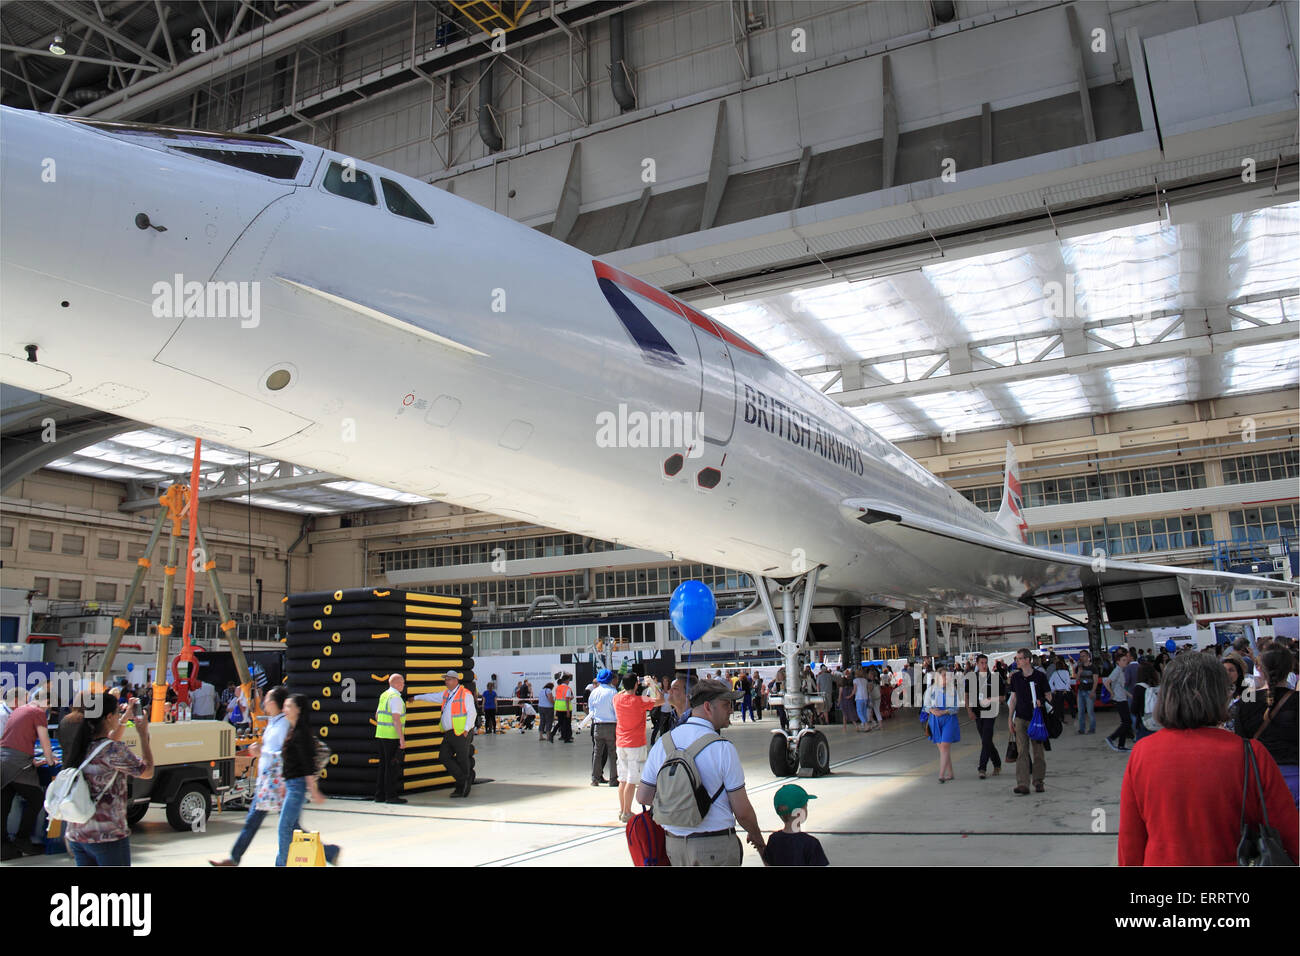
[286, 603, 470, 622]
[284, 586, 475, 797]
[285, 631, 471, 649]
[285, 588, 467, 609]
[286, 615, 471, 634]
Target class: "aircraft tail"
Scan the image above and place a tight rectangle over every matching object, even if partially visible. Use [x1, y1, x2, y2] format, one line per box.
[994, 441, 1029, 542]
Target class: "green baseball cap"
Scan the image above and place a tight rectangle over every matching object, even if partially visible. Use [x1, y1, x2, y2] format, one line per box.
[773, 784, 816, 817]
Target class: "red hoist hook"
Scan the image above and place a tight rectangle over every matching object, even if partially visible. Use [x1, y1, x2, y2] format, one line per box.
[171, 643, 203, 707]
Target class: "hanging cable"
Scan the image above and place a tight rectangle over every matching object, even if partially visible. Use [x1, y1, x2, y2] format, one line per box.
[247, 450, 254, 620]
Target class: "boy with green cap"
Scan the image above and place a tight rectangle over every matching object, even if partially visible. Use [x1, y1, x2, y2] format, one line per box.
[763, 784, 830, 866]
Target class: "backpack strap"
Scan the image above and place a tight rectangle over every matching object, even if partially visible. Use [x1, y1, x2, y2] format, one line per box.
[1253, 689, 1294, 740]
[681, 730, 723, 763]
[662, 728, 680, 757]
[80, 739, 120, 804]
[80, 739, 114, 771]
[681, 731, 727, 808]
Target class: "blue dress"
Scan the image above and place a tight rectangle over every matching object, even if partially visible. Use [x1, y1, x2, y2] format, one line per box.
[925, 686, 961, 744]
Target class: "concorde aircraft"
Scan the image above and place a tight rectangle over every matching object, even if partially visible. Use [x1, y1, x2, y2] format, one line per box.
[2, 106, 1294, 773]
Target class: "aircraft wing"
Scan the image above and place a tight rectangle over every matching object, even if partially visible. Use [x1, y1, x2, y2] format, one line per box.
[841, 497, 1298, 626]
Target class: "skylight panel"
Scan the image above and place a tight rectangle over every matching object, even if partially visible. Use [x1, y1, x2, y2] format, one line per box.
[1004, 375, 1092, 420]
[923, 251, 1050, 338]
[908, 390, 1004, 434]
[848, 404, 923, 442]
[1062, 219, 1182, 321]
[1104, 358, 1193, 407]
[1225, 340, 1300, 394]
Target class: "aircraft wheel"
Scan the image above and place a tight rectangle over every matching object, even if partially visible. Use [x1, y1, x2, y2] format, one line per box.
[768, 734, 797, 777]
[797, 731, 831, 777]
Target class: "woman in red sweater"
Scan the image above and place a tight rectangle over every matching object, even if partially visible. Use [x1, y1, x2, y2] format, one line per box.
[1119, 652, 1298, 866]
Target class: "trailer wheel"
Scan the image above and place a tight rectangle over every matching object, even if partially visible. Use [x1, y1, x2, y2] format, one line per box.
[166, 783, 211, 832]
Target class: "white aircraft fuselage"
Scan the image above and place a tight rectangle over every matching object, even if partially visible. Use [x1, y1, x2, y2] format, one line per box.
[0, 107, 1111, 613]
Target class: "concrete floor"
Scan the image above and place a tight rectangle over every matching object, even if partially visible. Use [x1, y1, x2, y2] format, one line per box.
[6, 708, 1131, 867]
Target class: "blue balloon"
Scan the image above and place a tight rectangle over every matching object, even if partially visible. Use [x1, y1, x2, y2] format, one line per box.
[126, 662, 134, 672]
[1164, 639, 1177, 652]
[670, 581, 716, 643]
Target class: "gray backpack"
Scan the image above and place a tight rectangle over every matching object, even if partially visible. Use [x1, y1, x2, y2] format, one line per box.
[652, 728, 726, 828]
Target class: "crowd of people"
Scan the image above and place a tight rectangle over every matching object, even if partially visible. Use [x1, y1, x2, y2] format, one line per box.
[2, 631, 1296, 867]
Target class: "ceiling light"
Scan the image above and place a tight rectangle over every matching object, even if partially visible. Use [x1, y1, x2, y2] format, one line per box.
[49, 34, 66, 55]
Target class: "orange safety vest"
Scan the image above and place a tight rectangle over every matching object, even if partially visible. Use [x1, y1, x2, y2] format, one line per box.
[445, 684, 470, 720]
[554, 683, 571, 712]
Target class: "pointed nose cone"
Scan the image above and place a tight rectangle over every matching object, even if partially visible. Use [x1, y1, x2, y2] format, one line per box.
[0, 108, 305, 445]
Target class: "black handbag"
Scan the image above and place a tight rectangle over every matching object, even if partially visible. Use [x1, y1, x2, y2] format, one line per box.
[1236, 739, 1294, 866]
[1005, 738, 1018, 762]
[1045, 699, 1063, 739]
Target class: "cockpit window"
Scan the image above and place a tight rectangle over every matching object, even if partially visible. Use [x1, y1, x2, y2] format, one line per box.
[173, 146, 303, 180]
[381, 178, 433, 224]
[323, 161, 377, 205]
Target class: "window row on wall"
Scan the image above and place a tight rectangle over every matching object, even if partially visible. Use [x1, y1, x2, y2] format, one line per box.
[962, 461, 1213, 512]
[960, 448, 1300, 514]
[27, 577, 254, 611]
[420, 574, 587, 608]
[1, 526, 255, 572]
[371, 532, 626, 573]
[476, 621, 660, 652]
[1026, 513, 1216, 557]
[414, 563, 750, 610]
[594, 565, 751, 599]
[1222, 450, 1300, 485]
[1229, 504, 1298, 541]
[1023, 507, 1293, 556]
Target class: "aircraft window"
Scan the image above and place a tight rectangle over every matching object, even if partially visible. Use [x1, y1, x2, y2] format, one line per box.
[381, 178, 434, 224]
[173, 146, 303, 180]
[323, 161, 377, 205]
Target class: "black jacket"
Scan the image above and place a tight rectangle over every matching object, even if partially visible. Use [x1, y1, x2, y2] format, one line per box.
[282, 723, 316, 780]
[1236, 689, 1298, 766]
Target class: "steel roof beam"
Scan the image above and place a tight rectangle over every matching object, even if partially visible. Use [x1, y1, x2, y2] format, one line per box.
[74, 1, 401, 120]
[832, 320, 1299, 406]
[46, 0, 169, 69]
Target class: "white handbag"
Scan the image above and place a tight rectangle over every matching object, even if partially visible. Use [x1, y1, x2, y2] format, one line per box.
[43, 741, 118, 824]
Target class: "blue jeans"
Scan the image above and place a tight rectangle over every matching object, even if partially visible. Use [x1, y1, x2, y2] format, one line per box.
[276, 778, 338, 866]
[739, 694, 752, 721]
[70, 836, 131, 866]
[1076, 690, 1095, 733]
[230, 806, 268, 863]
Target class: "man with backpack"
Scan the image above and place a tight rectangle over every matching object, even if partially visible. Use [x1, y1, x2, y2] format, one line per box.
[634, 678, 766, 866]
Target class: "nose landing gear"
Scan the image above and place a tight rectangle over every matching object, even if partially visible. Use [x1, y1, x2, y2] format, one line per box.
[759, 567, 833, 777]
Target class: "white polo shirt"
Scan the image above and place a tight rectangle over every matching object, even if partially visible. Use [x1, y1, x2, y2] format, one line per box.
[640, 716, 745, 837]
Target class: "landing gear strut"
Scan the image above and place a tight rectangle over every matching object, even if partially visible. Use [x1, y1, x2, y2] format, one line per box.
[759, 567, 832, 778]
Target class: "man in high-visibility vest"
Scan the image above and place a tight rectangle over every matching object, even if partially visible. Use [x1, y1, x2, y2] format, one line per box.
[550, 674, 574, 743]
[413, 670, 477, 798]
[374, 674, 407, 804]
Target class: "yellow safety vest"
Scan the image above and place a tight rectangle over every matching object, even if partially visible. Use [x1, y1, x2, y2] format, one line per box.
[375, 687, 403, 739]
[554, 683, 571, 713]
